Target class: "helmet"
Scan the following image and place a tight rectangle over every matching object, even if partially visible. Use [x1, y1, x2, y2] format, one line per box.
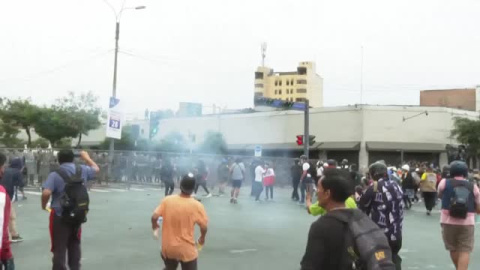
[401, 164, 410, 171]
[299, 155, 307, 161]
[449, 161, 468, 177]
[327, 159, 337, 167]
[369, 162, 388, 181]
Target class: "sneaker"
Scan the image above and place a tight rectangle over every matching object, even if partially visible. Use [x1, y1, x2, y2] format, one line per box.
[298, 201, 305, 205]
[427, 211, 431, 216]
[230, 198, 234, 204]
[205, 193, 212, 198]
[11, 235, 23, 243]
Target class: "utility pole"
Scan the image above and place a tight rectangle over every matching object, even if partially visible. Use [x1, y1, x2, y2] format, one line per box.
[304, 99, 310, 158]
[108, 21, 120, 178]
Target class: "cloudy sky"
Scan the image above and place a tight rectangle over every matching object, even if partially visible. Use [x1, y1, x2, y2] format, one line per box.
[1, 0, 480, 115]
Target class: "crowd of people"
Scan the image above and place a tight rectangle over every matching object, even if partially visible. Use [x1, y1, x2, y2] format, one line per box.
[1, 147, 480, 269]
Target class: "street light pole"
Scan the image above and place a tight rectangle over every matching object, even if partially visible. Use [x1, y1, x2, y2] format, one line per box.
[304, 99, 310, 158]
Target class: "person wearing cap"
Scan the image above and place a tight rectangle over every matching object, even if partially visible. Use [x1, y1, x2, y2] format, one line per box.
[151, 173, 209, 270]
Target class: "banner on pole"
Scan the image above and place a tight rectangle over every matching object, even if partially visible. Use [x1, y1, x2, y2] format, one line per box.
[106, 97, 124, 139]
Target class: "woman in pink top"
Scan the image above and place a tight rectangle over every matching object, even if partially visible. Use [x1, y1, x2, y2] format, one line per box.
[437, 161, 480, 270]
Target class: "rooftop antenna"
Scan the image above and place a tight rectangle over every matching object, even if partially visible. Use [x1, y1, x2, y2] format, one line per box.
[261, 42, 267, 67]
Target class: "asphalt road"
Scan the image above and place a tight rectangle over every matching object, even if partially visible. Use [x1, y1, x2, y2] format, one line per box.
[12, 185, 480, 270]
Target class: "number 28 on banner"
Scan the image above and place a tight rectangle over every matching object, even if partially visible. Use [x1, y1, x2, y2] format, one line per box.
[109, 118, 121, 129]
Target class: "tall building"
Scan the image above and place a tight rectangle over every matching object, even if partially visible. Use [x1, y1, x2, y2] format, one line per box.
[420, 87, 480, 111]
[254, 61, 324, 108]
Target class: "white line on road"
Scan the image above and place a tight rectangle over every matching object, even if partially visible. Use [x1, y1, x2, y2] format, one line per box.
[107, 188, 127, 192]
[90, 189, 110, 193]
[229, 249, 257, 254]
[24, 191, 41, 196]
[129, 188, 146, 191]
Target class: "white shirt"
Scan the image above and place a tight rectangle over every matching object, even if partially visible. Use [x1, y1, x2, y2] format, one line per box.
[303, 162, 311, 178]
[255, 165, 266, 182]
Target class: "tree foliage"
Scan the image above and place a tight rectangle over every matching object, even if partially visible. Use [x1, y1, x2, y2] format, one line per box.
[33, 108, 78, 147]
[198, 131, 227, 154]
[0, 121, 23, 148]
[155, 132, 186, 152]
[0, 98, 40, 146]
[451, 117, 480, 158]
[55, 91, 102, 147]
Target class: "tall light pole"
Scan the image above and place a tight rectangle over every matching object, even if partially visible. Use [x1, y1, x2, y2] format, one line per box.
[104, 2, 146, 180]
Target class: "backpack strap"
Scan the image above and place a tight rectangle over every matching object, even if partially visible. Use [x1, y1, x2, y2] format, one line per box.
[56, 168, 73, 184]
[55, 165, 83, 184]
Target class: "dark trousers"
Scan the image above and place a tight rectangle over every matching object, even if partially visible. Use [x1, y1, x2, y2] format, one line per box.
[195, 181, 210, 194]
[164, 182, 174, 196]
[423, 192, 436, 211]
[265, 186, 273, 199]
[254, 182, 263, 201]
[402, 188, 412, 209]
[300, 181, 306, 203]
[51, 215, 81, 270]
[291, 179, 300, 201]
[389, 239, 402, 270]
[162, 256, 197, 270]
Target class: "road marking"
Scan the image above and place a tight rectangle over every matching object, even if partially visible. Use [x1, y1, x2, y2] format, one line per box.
[24, 191, 41, 196]
[90, 189, 110, 193]
[107, 188, 127, 192]
[129, 188, 146, 191]
[229, 249, 257, 254]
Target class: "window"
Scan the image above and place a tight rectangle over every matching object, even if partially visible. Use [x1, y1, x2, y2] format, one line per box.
[275, 81, 278, 86]
[286, 80, 290, 86]
[296, 98, 306, 102]
[255, 72, 264, 79]
[291, 79, 294, 85]
[279, 80, 282, 86]
[297, 67, 307, 75]
[254, 92, 263, 97]
[297, 88, 307, 93]
[255, 83, 263, 88]
[297, 79, 307, 84]
[279, 90, 282, 95]
[274, 90, 277, 95]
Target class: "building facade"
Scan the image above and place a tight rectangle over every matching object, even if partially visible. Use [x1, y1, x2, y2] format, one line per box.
[420, 87, 480, 111]
[254, 61, 323, 107]
[155, 105, 480, 170]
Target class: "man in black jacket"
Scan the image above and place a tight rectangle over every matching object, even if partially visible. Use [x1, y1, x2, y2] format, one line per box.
[290, 159, 302, 201]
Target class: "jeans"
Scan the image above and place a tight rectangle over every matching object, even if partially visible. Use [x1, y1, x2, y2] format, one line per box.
[51, 215, 81, 270]
[254, 182, 263, 201]
[162, 256, 197, 270]
[265, 186, 273, 199]
[423, 192, 436, 211]
[291, 179, 300, 201]
[389, 239, 402, 270]
[300, 181, 306, 203]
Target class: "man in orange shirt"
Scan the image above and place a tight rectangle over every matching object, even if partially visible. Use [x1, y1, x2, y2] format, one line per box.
[151, 173, 209, 270]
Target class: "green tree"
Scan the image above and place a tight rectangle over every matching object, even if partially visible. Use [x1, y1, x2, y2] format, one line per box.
[32, 138, 50, 148]
[198, 131, 228, 154]
[55, 91, 102, 147]
[100, 126, 136, 151]
[155, 132, 186, 152]
[451, 117, 480, 164]
[33, 108, 78, 147]
[0, 121, 23, 148]
[0, 98, 40, 146]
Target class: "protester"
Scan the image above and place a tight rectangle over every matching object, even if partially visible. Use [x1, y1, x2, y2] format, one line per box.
[420, 166, 438, 215]
[41, 150, 99, 270]
[229, 158, 245, 204]
[290, 159, 302, 202]
[349, 164, 362, 188]
[216, 159, 230, 196]
[301, 168, 394, 270]
[0, 153, 15, 269]
[161, 159, 175, 197]
[253, 162, 266, 202]
[194, 160, 212, 198]
[263, 163, 275, 201]
[151, 173, 208, 270]
[401, 165, 415, 210]
[437, 161, 480, 270]
[359, 162, 404, 270]
[299, 155, 314, 205]
[0, 158, 24, 243]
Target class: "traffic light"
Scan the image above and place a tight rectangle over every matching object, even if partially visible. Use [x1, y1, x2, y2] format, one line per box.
[296, 135, 303, 146]
[309, 135, 316, 146]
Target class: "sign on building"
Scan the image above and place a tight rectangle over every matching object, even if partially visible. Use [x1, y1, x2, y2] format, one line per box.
[106, 97, 124, 140]
[254, 145, 262, 157]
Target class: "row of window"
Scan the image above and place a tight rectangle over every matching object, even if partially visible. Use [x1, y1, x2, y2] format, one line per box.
[274, 89, 307, 95]
[285, 97, 306, 102]
[275, 79, 295, 86]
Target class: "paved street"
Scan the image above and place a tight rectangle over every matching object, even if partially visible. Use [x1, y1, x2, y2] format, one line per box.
[13, 186, 480, 270]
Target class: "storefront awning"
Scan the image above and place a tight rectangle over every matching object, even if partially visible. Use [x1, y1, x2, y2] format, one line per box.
[318, 141, 360, 151]
[366, 141, 446, 152]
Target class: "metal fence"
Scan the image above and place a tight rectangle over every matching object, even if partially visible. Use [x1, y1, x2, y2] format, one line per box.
[1, 149, 302, 188]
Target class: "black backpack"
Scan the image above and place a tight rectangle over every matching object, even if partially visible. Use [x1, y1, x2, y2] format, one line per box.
[447, 179, 474, 219]
[330, 209, 395, 270]
[56, 165, 90, 225]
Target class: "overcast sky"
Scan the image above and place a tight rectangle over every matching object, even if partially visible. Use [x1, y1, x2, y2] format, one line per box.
[1, 0, 480, 115]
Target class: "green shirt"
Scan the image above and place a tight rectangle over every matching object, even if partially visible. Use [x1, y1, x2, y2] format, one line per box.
[309, 197, 357, 216]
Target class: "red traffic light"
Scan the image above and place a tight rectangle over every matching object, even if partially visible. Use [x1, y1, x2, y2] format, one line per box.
[296, 135, 303, 146]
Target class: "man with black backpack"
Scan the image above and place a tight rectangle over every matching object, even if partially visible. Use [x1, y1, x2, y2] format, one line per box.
[301, 168, 394, 270]
[437, 161, 480, 270]
[358, 162, 404, 270]
[41, 150, 99, 270]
